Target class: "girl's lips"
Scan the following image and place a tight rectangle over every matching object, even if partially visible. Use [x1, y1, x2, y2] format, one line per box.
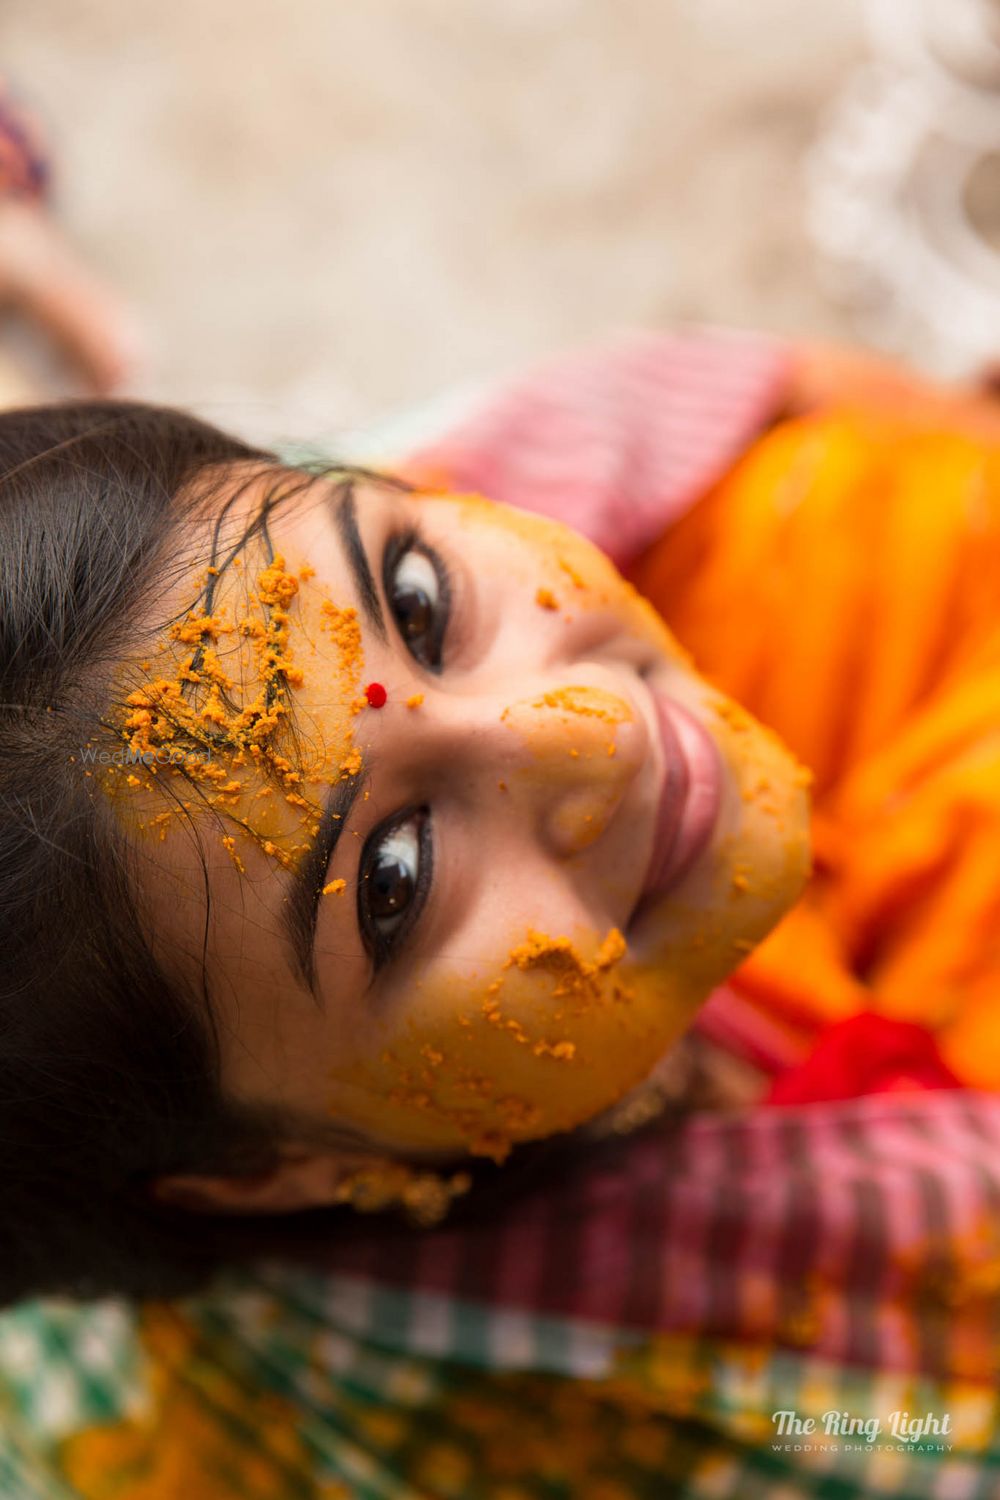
[638, 688, 723, 906]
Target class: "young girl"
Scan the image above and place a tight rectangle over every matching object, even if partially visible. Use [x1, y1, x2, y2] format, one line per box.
[0, 348, 813, 1284]
[1, 329, 999, 1500]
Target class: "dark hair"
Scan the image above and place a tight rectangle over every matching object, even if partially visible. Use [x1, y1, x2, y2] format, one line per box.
[0, 400, 340, 1302]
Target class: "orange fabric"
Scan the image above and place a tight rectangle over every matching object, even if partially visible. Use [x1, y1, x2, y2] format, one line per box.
[630, 395, 1000, 1088]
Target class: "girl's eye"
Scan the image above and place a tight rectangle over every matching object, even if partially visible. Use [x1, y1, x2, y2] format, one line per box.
[384, 538, 450, 670]
[358, 811, 432, 965]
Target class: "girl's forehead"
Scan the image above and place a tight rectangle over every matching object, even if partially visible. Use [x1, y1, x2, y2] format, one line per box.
[106, 469, 376, 880]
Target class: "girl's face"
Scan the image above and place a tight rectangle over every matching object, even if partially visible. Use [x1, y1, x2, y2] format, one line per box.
[129, 471, 810, 1166]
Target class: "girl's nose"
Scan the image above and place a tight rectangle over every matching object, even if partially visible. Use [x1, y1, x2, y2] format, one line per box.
[379, 678, 649, 859]
[496, 682, 647, 857]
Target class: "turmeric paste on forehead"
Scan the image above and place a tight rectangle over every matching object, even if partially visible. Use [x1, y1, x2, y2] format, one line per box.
[104, 549, 366, 872]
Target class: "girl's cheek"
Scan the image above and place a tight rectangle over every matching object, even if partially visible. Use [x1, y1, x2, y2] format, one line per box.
[323, 701, 812, 1164]
[325, 925, 719, 1162]
[445, 492, 678, 648]
[716, 695, 813, 933]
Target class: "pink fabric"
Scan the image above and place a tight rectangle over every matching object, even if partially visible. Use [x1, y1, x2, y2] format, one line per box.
[404, 328, 793, 566]
[316, 1092, 1000, 1380]
[695, 982, 806, 1073]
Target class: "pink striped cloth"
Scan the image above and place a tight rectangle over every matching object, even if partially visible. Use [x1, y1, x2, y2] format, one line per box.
[318, 1091, 1000, 1384]
[404, 327, 793, 566]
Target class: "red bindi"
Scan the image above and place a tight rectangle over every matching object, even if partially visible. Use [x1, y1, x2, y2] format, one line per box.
[364, 681, 388, 708]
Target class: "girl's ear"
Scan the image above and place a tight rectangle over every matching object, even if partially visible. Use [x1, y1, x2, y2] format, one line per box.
[149, 1145, 372, 1216]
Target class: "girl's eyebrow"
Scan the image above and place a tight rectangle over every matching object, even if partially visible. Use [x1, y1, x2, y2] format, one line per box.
[331, 485, 386, 641]
[283, 480, 391, 988]
[283, 769, 369, 990]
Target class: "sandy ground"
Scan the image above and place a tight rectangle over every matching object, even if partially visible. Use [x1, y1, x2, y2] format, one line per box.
[0, 0, 864, 444]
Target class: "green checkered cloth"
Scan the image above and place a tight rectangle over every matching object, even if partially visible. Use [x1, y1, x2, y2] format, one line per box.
[4, 1089, 1000, 1497]
[0, 1243, 997, 1497]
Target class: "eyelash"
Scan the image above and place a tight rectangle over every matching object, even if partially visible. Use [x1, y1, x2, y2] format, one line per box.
[357, 808, 434, 969]
[353, 525, 453, 969]
[381, 524, 453, 672]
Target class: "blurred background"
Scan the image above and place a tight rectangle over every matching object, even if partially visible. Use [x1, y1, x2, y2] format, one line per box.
[2, 0, 1000, 443]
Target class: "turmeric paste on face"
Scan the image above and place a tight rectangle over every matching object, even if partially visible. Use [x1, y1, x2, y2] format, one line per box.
[105, 543, 366, 874]
[472, 928, 625, 1056]
[342, 926, 639, 1163]
[514, 686, 633, 725]
[108, 474, 813, 1181]
[503, 926, 628, 1007]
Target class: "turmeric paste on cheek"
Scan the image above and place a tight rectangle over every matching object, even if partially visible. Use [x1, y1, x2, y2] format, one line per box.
[448, 486, 698, 664]
[443, 489, 629, 614]
[329, 924, 708, 1162]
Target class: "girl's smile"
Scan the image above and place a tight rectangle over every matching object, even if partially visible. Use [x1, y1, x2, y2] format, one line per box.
[638, 687, 724, 910]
